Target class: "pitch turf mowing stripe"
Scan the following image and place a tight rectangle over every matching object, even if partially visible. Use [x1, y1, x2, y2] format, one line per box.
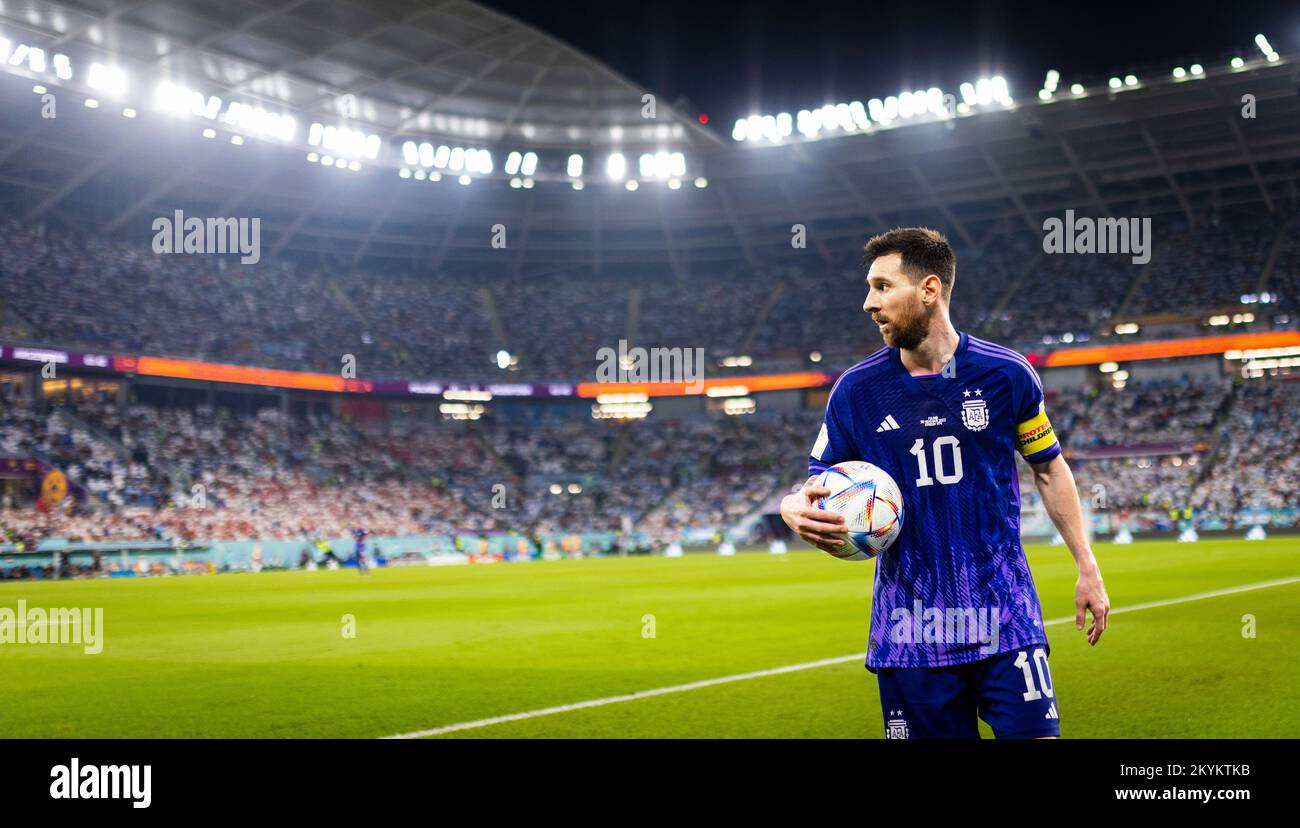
[387, 574, 1300, 738]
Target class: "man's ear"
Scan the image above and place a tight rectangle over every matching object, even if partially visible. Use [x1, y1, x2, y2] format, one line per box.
[922, 273, 943, 305]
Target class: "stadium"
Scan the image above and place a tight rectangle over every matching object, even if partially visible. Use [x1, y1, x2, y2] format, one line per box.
[0, 0, 1297, 757]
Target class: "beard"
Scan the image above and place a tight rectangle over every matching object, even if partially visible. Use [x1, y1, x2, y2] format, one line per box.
[875, 296, 932, 351]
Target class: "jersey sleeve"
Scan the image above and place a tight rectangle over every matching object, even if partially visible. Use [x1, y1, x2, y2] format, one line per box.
[808, 384, 857, 477]
[1011, 362, 1061, 464]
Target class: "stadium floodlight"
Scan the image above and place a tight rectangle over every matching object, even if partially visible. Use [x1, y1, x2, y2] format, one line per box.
[1123, 74, 1138, 87]
[448, 146, 465, 171]
[224, 102, 295, 142]
[348, 160, 360, 172]
[991, 76, 1011, 105]
[653, 151, 671, 178]
[416, 142, 434, 167]
[122, 107, 136, 118]
[429, 171, 441, 182]
[505, 151, 522, 175]
[668, 178, 681, 189]
[201, 127, 216, 139]
[849, 100, 869, 127]
[1071, 83, 1086, 95]
[567, 153, 583, 177]
[231, 135, 244, 145]
[83, 98, 98, 108]
[549, 484, 562, 495]
[32, 84, 45, 94]
[1108, 76, 1122, 89]
[958, 83, 977, 107]
[1038, 90, 1052, 101]
[1255, 34, 1273, 56]
[398, 168, 411, 179]
[607, 152, 626, 180]
[610, 125, 623, 141]
[638, 153, 653, 178]
[53, 53, 71, 80]
[401, 141, 418, 166]
[520, 151, 537, 176]
[1190, 64, 1204, 75]
[88, 63, 127, 97]
[670, 152, 685, 177]
[1172, 66, 1186, 78]
[694, 176, 707, 188]
[1044, 69, 1060, 92]
[8, 42, 26, 66]
[413, 168, 426, 180]
[522, 178, 533, 188]
[432, 145, 449, 169]
[1230, 56, 1245, 69]
[509, 177, 522, 188]
[883, 95, 900, 120]
[457, 174, 470, 186]
[625, 179, 638, 191]
[496, 350, 511, 370]
[572, 180, 584, 190]
[777, 111, 793, 137]
[926, 88, 944, 115]
[334, 157, 346, 168]
[899, 91, 915, 118]
[732, 118, 747, 141]
[797, 109, 818, 136]
[307, 152, 319, 163]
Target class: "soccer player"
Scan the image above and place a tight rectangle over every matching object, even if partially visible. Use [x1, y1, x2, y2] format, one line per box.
[780, 227, 1110, 739]
[352, 526, 370, 575]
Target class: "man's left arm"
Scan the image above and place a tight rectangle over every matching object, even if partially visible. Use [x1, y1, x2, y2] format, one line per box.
[1031, 454, 1110, 645]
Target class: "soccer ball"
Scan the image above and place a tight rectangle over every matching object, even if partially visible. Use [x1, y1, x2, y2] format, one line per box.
[815, 461, 903, 560]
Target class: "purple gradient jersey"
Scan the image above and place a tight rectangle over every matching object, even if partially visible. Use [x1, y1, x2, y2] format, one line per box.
[808, 332, 1062, 670]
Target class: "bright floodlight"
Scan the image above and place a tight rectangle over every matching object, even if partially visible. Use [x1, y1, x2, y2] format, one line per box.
[520, 151, 537, 176]
[1123, 74, 1137, 86]
[53, 53, 72, 80]
[434, 145, 450, 168]
[567, 154, 583, 177]
[1071, 83, 1085, 95]
[732, 118, 747, 141]
[88, 63, 127, 97]
[607, 152, 626, 180]
[670, 152, 685, 177]
[1172, 67, 1186, 78]
[1190, 64, 1204, 75]
[505, 151, 522, 175]
[1108, 76, 1122, 89]
[638, 153, 653, 177]
[402, 141, 419, 166]
[653, 151, 670, 178]
[448, 146, 465, 171]
[693, 176, 707, 188]
[496, 350, 511, 370]
[418, 142, 434, 167]
[624, 179, 638, 191]
[1255, 34, 1273, 56]
[1230, 56, 1245, 69]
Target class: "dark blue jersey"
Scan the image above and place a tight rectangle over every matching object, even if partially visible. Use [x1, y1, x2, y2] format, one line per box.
[809, 332, 1062, 670]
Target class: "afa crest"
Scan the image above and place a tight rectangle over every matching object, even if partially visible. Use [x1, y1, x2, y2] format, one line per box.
[961, 399, 989, 432]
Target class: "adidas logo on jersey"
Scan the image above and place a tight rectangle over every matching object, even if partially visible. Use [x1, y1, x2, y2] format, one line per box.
[876, 415, 901, 432]
[1045, 703, 1059, 720]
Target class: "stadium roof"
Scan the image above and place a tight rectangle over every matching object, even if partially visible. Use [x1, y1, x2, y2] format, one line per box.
[0, 0, 718, 147]
[1, 1, 1299, 275]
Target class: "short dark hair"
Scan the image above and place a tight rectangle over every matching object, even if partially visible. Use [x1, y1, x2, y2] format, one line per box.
[862, 227, 956, 302]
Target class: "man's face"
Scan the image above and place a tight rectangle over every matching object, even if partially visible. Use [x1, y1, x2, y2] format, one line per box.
[864, 252, 931, 350]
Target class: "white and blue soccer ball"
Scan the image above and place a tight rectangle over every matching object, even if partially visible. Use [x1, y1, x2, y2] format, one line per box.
[815, 461, 903, 560]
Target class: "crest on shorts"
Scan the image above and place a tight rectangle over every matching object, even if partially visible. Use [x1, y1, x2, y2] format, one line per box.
[961, 398, 989, 432]
[886, 710, 909, 740]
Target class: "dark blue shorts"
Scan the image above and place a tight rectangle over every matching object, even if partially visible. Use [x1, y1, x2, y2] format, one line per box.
[876, 646, 1060, 739]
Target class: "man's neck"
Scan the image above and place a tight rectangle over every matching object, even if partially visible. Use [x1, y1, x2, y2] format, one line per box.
[899, 320, 960, 376]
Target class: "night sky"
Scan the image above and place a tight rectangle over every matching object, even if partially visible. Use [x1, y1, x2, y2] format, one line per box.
[487, 0, 1299, 134]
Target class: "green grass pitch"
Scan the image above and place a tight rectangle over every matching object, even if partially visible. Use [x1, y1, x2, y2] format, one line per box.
[1, 538, 1296, 738]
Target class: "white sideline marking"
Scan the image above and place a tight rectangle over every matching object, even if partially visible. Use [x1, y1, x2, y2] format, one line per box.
[383, 575, 1300, 739]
